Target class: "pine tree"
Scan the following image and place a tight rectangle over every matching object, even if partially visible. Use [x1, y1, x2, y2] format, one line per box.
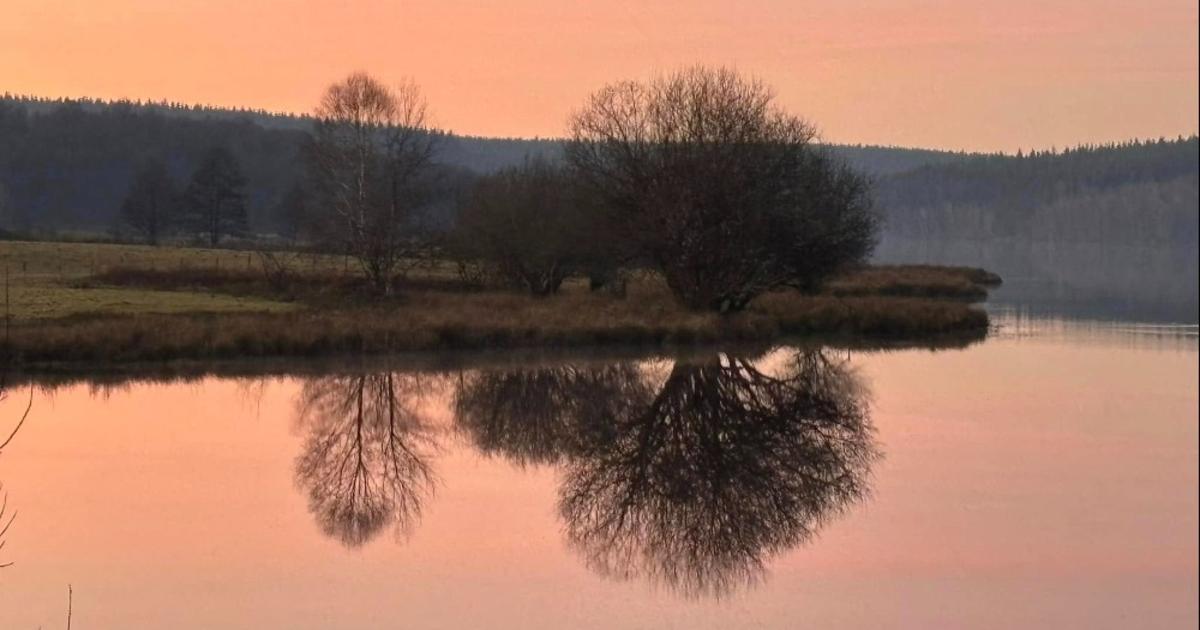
[184, 147, 248, 246]
[119, 158, 177, 245]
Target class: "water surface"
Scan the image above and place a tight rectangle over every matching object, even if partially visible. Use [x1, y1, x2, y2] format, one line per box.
[0, 314, 1196, 629]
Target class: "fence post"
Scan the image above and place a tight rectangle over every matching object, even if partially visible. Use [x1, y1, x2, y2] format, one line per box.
[5, 264, 10, 349]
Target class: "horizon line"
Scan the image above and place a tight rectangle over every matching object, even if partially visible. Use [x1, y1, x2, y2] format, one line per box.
[4, 90, 1197, 158]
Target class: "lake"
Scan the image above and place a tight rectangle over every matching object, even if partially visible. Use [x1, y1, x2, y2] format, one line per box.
[0, 305, 1196, 628]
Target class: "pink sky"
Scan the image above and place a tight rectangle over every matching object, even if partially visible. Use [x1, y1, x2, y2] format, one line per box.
[2, 0, 1197, 151]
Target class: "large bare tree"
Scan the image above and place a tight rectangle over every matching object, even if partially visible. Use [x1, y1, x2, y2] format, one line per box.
[567, 66, 879, 312]
[294, 372, 437, 547]
[559, 350, 877, 597]
[308, 73, 436, 295]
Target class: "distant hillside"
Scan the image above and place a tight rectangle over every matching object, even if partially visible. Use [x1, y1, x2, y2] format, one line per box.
[874, 137, 1199, 322]
[878, 136, 1199, 247]
[2, 95, 1195, 250]
[0, 95, 970, 233]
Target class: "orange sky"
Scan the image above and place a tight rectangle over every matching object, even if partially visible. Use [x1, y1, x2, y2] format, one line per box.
[2, 0, 1197, 151]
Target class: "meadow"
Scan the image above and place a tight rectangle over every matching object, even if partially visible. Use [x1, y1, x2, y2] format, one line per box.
[0, 239, 998, 368]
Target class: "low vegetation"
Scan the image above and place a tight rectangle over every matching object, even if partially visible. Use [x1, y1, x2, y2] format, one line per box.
[4, 292, 987, 367]
[824, 265, 1002, 300]
[0, 240, 302, 319]
[1, 240, 996, 369]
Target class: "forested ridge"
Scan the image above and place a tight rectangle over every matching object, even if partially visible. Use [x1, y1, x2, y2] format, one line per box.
[878, 136, 1198, 246]
[0, 94, 966, 234]
[0, 94, 1196, 250]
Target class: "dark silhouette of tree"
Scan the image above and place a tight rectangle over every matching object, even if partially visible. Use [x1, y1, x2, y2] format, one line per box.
[183, 146, 248, 246]
[306, 73, 436, 294]
[574, 180, 635, 296]
[293, 372, 438, 548]
[567, 66, 880, 312]
[0, 182, 12, 231]
[450, 157, 599, 295]
[558, 350, 877, 597]
[451, 349, 876, 597]
[118, 158, 178, 245]
[270, 182, 309, 242]
[452, 364, 640, 466]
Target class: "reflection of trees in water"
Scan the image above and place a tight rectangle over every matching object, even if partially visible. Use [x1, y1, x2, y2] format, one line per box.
[452, 365, 645, 466]
[454, 350, 877, 597]
[561, 351, 876, 597]
[293, 373, 438, 548]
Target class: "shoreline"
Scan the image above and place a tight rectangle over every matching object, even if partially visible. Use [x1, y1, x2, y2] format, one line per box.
[5, 325, 989, 388]
[1, 240, 999, 373]
[4, 292, 991, 375]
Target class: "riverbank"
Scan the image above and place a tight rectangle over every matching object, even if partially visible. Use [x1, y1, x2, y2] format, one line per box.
[1, 240, 999, 369]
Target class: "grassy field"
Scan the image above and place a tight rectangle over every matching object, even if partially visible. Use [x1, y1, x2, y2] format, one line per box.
[0, 239, 999, 368]
[0, 240, 339, 319]
[824, 264, 1001, 300]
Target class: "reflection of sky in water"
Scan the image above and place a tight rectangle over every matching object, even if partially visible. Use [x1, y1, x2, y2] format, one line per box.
[987, 307, 1199, 352]
[0, 314, 1195, 628]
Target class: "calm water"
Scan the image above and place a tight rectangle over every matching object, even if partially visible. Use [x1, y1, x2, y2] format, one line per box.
[0, 312, 1196, 628]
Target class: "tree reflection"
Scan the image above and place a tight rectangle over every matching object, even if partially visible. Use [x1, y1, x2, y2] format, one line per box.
[293, 373, 437, 548]
[299, 349, 876, 596]
[452, 364, 644, 466]
[557, 350, 877, 597]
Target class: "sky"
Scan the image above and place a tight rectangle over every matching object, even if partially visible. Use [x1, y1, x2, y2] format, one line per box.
[2, 0, 1197, 152]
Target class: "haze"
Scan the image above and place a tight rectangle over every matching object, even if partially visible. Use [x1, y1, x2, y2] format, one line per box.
[3, 0, 1196, 152]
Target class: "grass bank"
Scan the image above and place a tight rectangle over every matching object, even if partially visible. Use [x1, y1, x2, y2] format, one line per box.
[1, 240, 999, 368]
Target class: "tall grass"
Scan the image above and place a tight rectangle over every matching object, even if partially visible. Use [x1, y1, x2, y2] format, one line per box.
[1, 240, 999, 368]
[4, 290, 987, 367]
[824, 265, 1001, 300]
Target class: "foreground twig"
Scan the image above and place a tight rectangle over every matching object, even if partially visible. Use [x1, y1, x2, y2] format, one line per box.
[0, 483, 15, 568]
[0, 379, 34, 568]
[0, 384, 33, 452]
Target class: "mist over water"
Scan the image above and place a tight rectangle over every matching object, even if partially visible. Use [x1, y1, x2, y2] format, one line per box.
[877, 237, 1200, 324]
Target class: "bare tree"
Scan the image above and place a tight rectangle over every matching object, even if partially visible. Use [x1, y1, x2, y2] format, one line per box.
[559, 350, 877, 597]
[567, 66, 879, 312]
[253, 248, 303, 292]
[293, 372, 439, 548]
[307, 73, 436, 295]
[450, 349, 878, 597]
